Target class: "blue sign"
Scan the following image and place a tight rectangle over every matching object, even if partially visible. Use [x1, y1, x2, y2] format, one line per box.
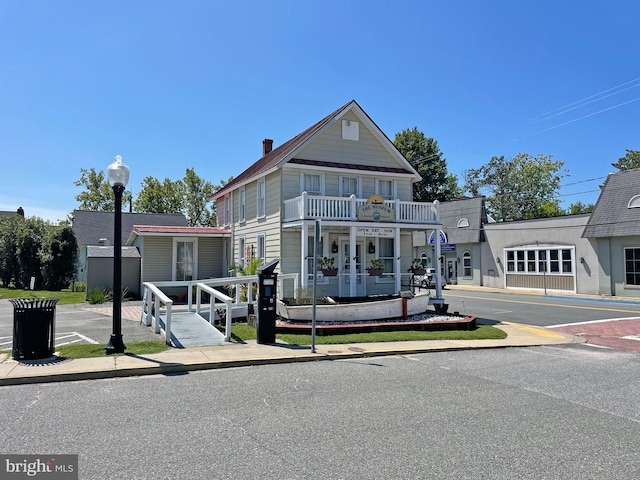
[432, 243, 456, 252]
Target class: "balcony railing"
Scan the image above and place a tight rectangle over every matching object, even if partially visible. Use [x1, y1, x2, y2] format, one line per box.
[283, 193, 439, 224]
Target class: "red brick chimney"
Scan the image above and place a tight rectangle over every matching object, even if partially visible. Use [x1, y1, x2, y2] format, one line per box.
[262, 138, 273, 156]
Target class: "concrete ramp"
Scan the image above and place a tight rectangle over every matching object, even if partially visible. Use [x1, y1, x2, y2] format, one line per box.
[158, 311, 227, 348]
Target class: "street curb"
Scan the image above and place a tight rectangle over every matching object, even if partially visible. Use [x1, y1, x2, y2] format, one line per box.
[0, 336, 584, 387]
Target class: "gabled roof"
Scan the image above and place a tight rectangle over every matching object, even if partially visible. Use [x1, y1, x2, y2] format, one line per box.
[126, 225, 229, 245]
[439, 197, 486, 243]
[73, 210, 189, 246]
[212, 100, 419, 199]
[583, 168, 640, 238]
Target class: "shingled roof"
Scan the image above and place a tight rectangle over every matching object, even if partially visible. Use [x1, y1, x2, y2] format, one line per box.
[583, 168, 640, 238]
[212, 100, 417, 199]
[439, 197, 486, 243]
[73, 210, 189, 246]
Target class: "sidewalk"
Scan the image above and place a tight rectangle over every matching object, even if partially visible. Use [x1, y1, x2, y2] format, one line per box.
[0, 320, 584, 386]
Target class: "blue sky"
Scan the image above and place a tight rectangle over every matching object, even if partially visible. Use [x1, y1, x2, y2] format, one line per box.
[1, 0, 638, 222]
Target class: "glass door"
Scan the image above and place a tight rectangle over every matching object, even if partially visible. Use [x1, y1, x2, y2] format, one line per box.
[339, 240, 364, 296]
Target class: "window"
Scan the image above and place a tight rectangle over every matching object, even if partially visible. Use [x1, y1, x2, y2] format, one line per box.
[506, 251, 515, 272]
[378, 238, 395, 278]
[517, 250, 525, 272]
[224, 195, 231, 226]
[340, 176, 359, 197]
[562, 249, 572, 273]
[376, 179, 394, 200]
[302, 173, 322, 195]
[257, 179, 265, 218]
[527, 250, 536, 272]
[307, 235, 324, 280]
[505, 247, 574, 275]
[463, 251, 472, 277]
[457, 218, 470, 228]
[239, 189, 245, 223]
[257, 233, 266, 261]
[238, 236, 246, 268]
[625, 247, 640, 285]
[174, 239, 197, 281]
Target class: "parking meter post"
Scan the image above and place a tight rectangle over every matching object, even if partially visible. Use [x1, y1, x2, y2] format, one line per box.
[256, 259, 280, 344]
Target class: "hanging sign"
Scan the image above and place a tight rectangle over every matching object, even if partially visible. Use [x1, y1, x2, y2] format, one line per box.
[428, 230, 448, 245]
[357, 195, 395, 222]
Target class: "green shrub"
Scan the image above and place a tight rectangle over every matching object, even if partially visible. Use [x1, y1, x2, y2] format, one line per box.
[87, 287, 107, 304]
[70, 281, 86, 292]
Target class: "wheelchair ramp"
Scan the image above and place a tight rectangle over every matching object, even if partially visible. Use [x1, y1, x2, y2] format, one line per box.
[159, 311, 227, 348]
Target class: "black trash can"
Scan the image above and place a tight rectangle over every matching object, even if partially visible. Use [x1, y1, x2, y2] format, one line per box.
[10, 298, 59, 360]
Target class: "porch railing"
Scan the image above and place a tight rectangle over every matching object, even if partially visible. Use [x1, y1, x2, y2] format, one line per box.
[283, 192, 439, 223]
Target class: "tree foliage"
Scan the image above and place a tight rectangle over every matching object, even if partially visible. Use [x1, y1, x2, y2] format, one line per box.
[74, 167, 132, 212]
[183, 168, 215, 226]
[0, 216, 77, 289]
[464, 153, 568, 222]
[134, 176, 185, 214]
[567, 201, 594, 215]
[393, 127, 461, 202]
[611, 149, 640, 171]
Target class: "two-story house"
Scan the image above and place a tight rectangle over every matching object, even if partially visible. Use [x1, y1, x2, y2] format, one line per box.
[212, 100, 441, 298]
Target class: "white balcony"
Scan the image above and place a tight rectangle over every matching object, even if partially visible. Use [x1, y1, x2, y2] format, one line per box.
[283, 193, 439, 224]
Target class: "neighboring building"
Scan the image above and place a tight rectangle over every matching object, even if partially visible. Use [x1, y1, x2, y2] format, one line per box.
[212, 100, 441, 298]
[583, 168, 640, 298]
[126, 225, 229, 295]
[73, 210, 190, 297]
[483, 214, 597, 294]
[0, 207, 25, 218]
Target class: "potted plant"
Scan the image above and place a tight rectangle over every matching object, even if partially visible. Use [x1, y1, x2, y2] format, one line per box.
[319, 257, 338, 276]
[409, 258, 426, 276]
[367, 258, 384, 276]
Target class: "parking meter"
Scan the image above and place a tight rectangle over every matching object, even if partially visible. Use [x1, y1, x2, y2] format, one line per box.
[256, 259, 279, 344]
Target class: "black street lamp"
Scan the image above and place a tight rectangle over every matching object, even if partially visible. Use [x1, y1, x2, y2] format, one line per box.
[105, 154, 130, 354]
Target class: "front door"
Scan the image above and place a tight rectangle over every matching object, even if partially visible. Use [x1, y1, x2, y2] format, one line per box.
[339, 240, 365, 296]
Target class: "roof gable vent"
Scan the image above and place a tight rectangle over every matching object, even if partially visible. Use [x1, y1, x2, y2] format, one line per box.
[628, 195, 640, 209]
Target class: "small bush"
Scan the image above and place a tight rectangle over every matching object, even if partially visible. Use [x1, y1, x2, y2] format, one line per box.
[70, 281, 86, 292]
[87, 287, 107, 304]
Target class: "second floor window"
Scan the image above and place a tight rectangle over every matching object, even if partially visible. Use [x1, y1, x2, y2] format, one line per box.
[302, 173, 322, 195]
[257, 179, 265, 218]
[376, 179, 394, 200]
[340, 176, 359, 197]
[224, 195, 231, 226]
[239, 189, 245, 222]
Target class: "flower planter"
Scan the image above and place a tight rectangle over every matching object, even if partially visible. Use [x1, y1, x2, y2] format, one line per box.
[367, 268, 384, 277]
[410, 268, 426, 276]
[321, 268, 338, 277]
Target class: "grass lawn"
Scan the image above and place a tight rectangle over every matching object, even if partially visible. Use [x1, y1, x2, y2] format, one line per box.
[222, 323, 506, 345]
[0, 286, 84, 305]
[56, 341, 170, 359]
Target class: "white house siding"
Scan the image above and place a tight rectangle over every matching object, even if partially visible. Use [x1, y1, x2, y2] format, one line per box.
[297, 111, 400, 170]
[140, 237, 173, 283]
[598, 236, 640, 298]
[482, 215, 598, 294]
[197, 237, 225, 279]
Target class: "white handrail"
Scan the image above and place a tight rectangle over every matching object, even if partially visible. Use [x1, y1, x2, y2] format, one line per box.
[195, 282, 233, 342]
[142, 282, 174, 345]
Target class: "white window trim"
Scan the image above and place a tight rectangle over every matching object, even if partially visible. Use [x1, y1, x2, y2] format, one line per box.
[257, 233, 266, 261]
[300, 172, 325, 195]
[339, 175, 361, 197]
[375, 178, 396, 200]
[257, 178, 266, 219]
[238, 236, 246, 268]
[239, 188, 246, 223]
[172, 237, 198, 281]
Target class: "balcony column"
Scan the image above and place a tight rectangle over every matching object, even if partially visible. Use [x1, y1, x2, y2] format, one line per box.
[301, 223, 309, 288]
[394, 227, 401, 293]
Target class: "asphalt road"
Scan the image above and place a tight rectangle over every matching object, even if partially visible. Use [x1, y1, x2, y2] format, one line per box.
[1, 345, 638, 479]
[442, 289, 640, 327]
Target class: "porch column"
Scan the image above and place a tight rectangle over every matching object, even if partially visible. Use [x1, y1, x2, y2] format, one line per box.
[349, 225, 357, 296]
[301, 223, 309, 289]
[394, 227, 401, 293]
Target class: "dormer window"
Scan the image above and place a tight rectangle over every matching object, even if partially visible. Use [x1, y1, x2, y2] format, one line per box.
[457, 218, 470, 228]
[628, 195, 640, 208]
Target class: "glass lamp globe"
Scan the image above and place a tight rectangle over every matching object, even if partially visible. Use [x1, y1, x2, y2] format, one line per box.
[107, 155, 130, 187]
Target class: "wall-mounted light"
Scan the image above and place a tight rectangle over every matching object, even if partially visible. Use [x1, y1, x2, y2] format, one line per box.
[331, 240, 338, 254]
[368, 241, 375, 254]
[496, 256, 501, 264]
[579, 256, 585, 264]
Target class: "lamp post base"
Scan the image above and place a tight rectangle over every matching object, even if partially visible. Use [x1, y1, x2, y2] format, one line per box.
[105, 335, 126, 354]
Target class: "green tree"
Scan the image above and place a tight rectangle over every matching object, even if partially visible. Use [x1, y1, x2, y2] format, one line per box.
[0, 216, 22, 287]
[464, 153, 568, 222]
[40, 226, 78, 290]
[567, 201, 594, 215]
[74, 167, 132, 212]
[183, 168, 215, 226]
[611, 149, 640, 171]
[134, 176, 185, 214]
[17, 217, 47, 289]
[393, 127, 461, 202]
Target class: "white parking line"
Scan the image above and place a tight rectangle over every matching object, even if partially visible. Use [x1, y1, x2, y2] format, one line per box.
[548, 316, 640, 328]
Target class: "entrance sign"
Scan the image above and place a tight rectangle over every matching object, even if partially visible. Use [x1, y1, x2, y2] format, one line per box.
[356, 227, 394, 238]
[428, 230, 447, 245]
[358, 195, 395, 222]
[432, 243, 456, 252]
